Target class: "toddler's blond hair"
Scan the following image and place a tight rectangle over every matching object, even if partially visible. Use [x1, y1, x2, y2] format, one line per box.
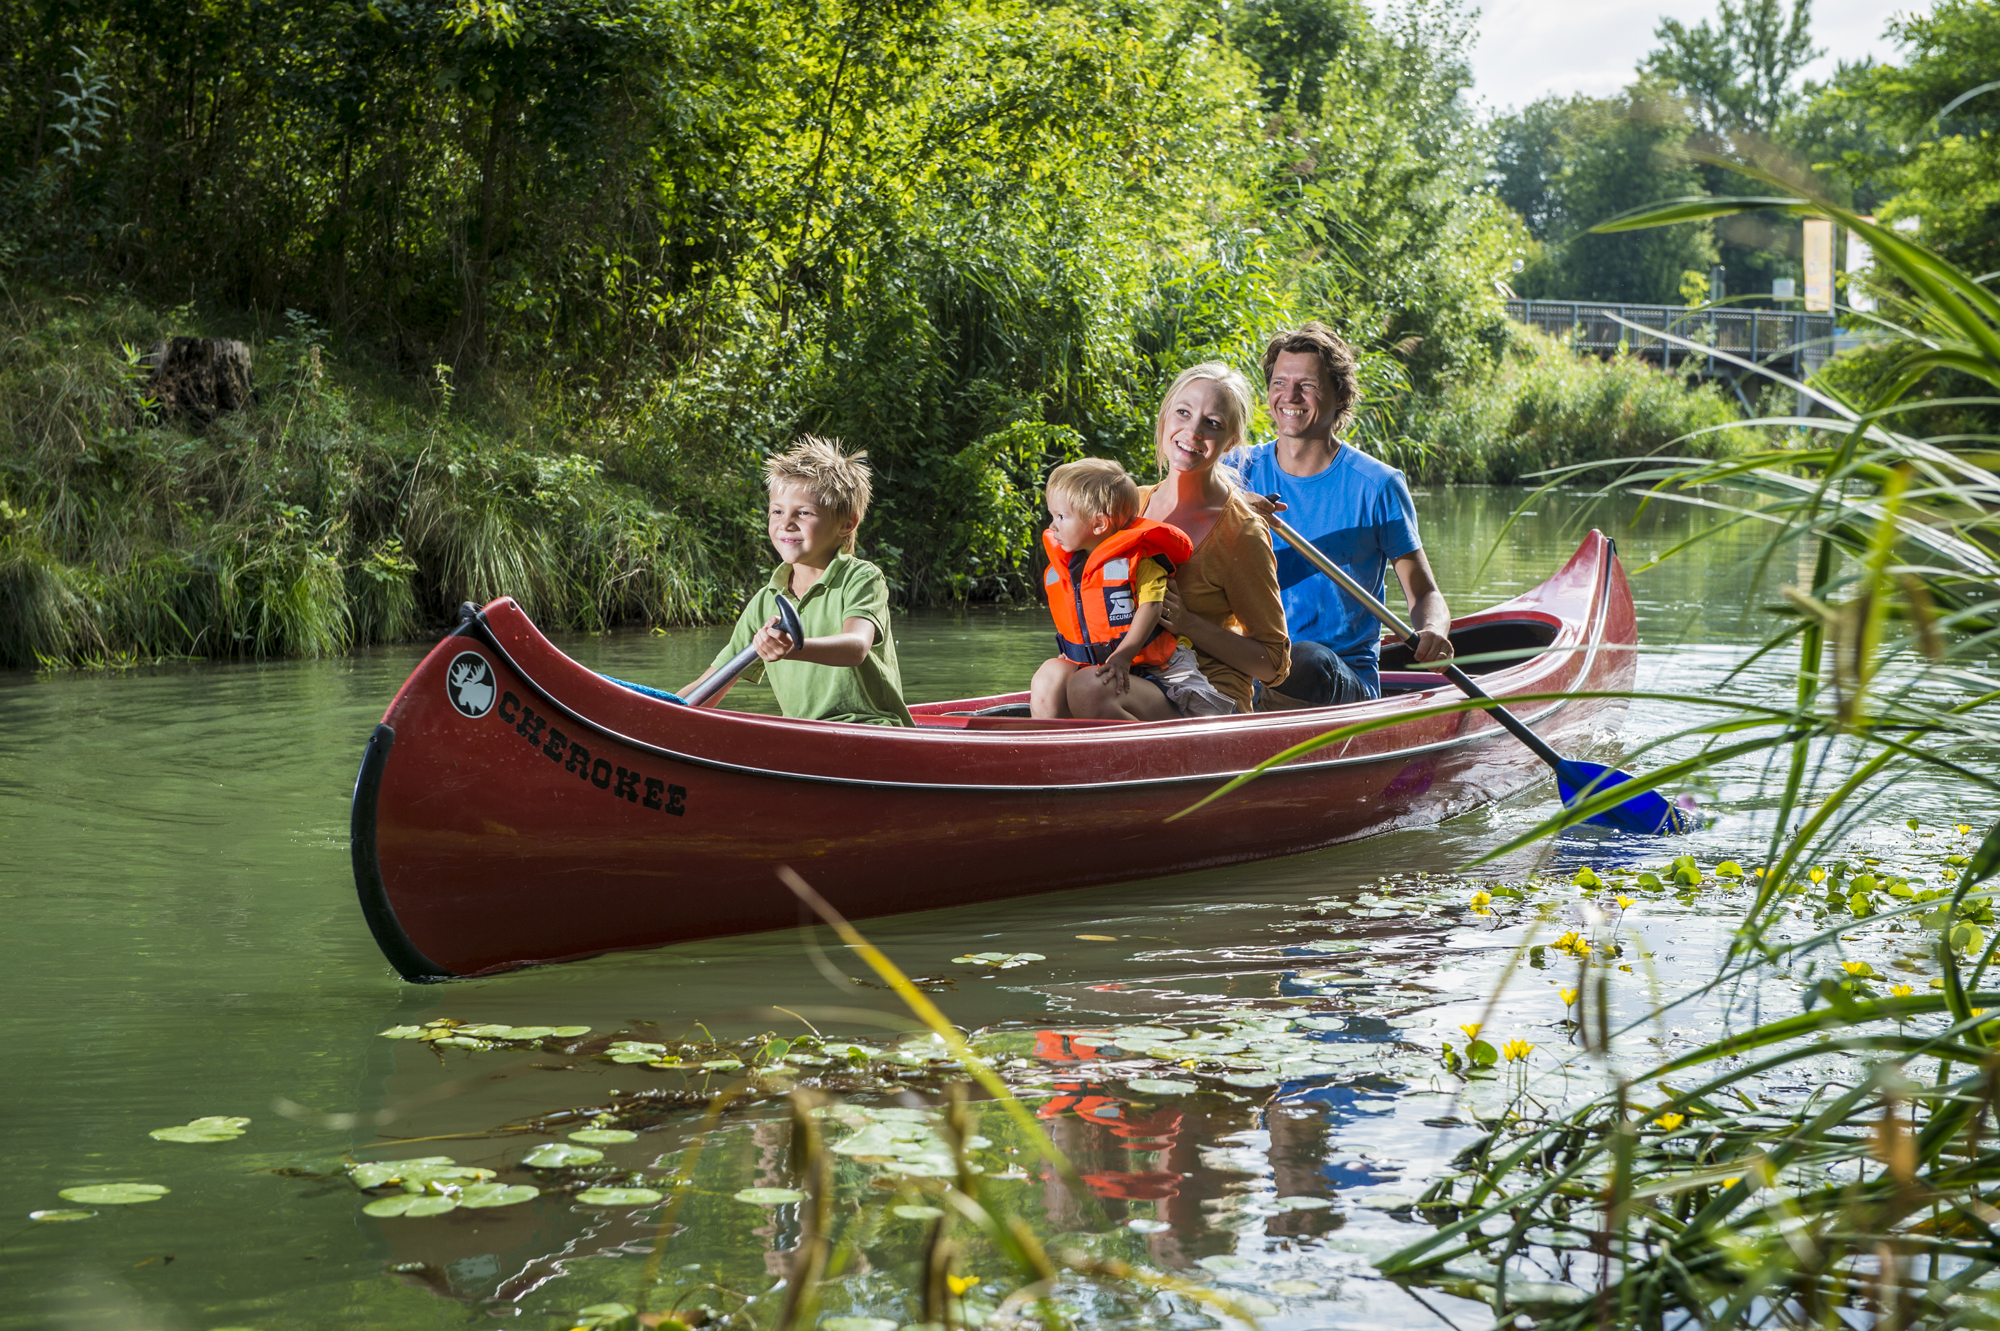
[765, 435, 872, 554]
[1047, 458, 1140, 529]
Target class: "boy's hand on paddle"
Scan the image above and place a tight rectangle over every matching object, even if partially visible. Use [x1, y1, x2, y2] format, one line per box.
[751, 614, 799, 662]
[1245, 493, 1287, 518]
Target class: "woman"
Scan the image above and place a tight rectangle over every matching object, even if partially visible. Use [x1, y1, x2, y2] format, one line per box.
[1063, 362, 1289, 718]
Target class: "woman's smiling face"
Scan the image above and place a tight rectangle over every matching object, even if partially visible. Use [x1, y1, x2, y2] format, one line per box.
[1158, 378, 1234, 474]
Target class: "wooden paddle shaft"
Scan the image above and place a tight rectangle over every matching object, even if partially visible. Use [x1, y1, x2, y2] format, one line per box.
[1262, 507, 1571, 772]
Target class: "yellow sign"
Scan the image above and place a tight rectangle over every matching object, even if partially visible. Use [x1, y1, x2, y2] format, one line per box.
[1804, 219, 1833, 311]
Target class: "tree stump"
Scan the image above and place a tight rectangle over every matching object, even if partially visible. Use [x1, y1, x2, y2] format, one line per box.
[146, 337, 254, 422]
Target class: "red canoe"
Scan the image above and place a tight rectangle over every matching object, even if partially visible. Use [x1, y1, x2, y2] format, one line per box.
[351, 531, 1637, 979]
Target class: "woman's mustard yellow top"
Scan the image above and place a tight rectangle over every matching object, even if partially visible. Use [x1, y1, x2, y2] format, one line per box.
[1137, 483, 1291, 714]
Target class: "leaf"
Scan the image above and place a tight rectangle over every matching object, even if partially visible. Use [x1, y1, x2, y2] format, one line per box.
[891, 1204, 945, 1220]
[150, 1124, 243, 1143]
[1466, 1040, 1498, 1067]
[568, 1129, 638, 1144]
[732, 1187, 806, 1205]
[550, 1026, 592, 1038]
[29, 1209, 94, 1222]
[1589, 195, 1808, 232]
[521, 1143, 603, 1169]
[458, 1183, 538, 1208]
[571, 1303, 635, 1329]
[362, 1193, 458, 1218]
[1275, 1195, 1333, 1209]
[822, 1320, 899, 1331]
[576, 1187, 663, 1205]
[1076, 934, 1119, 941]
[58, 1184, 167, 1205]
[1966, 819, 2000, 887]
[1126, 1077, 1197, 1095]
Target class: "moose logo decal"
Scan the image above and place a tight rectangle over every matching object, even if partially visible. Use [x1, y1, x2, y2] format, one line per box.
[446, 651, 497, 718]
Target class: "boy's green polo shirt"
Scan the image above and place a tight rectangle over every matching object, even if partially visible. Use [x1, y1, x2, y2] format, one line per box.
[707, 553, 914, 727]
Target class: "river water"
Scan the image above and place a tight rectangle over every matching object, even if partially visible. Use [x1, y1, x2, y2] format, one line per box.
[0, 487, 1965, 1330]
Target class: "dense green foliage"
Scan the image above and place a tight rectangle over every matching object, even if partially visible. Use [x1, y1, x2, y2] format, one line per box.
[1403, 324, 1752, 483]
[0, 289, 719, 666]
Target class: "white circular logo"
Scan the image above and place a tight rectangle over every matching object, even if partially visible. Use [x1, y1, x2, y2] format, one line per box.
[446, 651, 496, 718]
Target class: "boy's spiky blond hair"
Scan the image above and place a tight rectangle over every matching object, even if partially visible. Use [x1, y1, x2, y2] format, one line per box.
[765, 435, 872, 554]
[1047, 457, 1140, 528]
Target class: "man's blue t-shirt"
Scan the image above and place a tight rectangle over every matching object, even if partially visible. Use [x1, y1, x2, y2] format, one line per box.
[1231, 441, 1422, 696]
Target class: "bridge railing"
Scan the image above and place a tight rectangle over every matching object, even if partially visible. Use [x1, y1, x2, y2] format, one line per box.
[1504, 299, 1837, 380]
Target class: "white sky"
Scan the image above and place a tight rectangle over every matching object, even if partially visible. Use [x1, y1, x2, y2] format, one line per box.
[1461, 0, 1921, 114]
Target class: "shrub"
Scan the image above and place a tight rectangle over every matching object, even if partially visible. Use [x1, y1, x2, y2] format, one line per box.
[1404, 325, 1756, 483]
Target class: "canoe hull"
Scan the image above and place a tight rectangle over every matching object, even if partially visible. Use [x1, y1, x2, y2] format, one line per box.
[354, 533, 1636, 978]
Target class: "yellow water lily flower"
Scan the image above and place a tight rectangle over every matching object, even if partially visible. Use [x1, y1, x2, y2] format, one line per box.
[1501, 1039, 1534, 1062]
[1553, 930, 1591, 957]
[1958, 825, 1973, 836]
[1890, 984, 1914, 997]
[947, 1275, 981, 1296]
[1808, 867, 1826, 884]
[1459, 1023, 1482, 1042]
[1558, 988, 1579, 1006]
[1722, 1176, 1741, 1187]
[1468, 889, 1492, 909]
[1655, 1112, 1685, 1131]
[1841, 960, 1870, 976]
[1615, 895, 1636, 911]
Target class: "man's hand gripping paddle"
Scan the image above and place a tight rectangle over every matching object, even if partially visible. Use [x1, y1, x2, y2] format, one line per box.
[1264, 503, 1690, 835]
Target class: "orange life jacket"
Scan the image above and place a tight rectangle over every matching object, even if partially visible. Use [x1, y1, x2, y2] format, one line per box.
[1041, 519, 1194, 668]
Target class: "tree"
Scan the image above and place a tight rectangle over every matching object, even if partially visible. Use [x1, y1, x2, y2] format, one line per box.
[1497, 86, 1719, 304]
[1643, 0, 1822, 136]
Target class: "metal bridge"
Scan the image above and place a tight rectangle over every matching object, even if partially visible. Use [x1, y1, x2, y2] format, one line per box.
[1504, 298, 1836, 399]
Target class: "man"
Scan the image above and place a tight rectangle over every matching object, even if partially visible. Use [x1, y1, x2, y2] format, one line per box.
[1232, 322, 1454, 708]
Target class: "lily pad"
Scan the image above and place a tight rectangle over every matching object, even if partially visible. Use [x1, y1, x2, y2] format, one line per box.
[577, 1187, 664, 1206]
[551, 1026, 592, 1038]
[892, 1204, 945, 1220]
[58, 1184, 167, 1205]
[29, 1209, 94, 1222]
[734, 1187, 807, 1205]
[1230, 1294, 1280, 1316]
[363, 1193, 458, 1218]
[698, 1058, 744, 1071]
[822, 1320, 899, 1331]
[459, 1183, 539, 1208]
[378, 1025, 425, 1039]
[1270, 1279, 1321, 1295]
[569, 1128, 638, 1144]
[572, 1304, 634, 1329]
[522, 1143, 604, 1169]
[1197, 1254, 1248, 1273]
[348, 1158, 493, 1190]
[1357, 1192, 1416, 1210]
[1125, 1218, 1171, 1233]
[1126, 1078, 1197, 1095]
[951, 951, 1046, 969]
[1274, 1195, 1333, 1210]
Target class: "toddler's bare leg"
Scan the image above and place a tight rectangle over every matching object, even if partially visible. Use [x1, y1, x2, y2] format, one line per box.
[1066, 667, 1177, 722]
[1030, 657, 1080, 718]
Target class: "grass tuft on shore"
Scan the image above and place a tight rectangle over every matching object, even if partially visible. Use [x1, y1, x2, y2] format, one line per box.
[0, 288, 732, 668]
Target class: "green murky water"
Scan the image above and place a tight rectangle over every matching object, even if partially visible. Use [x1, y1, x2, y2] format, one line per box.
[0, 487, 1930, 1330]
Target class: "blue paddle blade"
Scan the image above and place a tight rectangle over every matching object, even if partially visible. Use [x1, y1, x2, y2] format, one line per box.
[1555, 759, 1695, 834]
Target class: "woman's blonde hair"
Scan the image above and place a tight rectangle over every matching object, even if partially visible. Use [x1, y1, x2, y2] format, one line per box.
[765, 435, 872, 554]
[1153, 362, 1253, 475]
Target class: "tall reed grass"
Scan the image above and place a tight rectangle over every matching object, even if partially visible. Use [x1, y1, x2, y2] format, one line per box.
[0, 288, 730, 668]
[1362, 166, 2000, 1328]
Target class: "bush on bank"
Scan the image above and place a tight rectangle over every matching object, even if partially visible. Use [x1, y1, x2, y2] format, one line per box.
[1402, 325, 1755, 484]
[0, 289, 732, 668]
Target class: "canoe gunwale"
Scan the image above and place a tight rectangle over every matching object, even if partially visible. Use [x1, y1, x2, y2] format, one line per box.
[447, 538, 1617, 795]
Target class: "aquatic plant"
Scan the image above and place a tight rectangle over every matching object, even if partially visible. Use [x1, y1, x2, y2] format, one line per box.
[1361, 167, 2000, 1328]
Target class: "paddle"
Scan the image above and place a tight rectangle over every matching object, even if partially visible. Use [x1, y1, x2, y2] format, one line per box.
[1263, 505, 1690, 835]
[675, 592, 806, 708]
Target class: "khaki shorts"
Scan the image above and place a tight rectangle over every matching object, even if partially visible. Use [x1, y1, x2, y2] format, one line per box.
[1137, 642, 1237, 718]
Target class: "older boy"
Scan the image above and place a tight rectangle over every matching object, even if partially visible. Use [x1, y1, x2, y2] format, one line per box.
[1232, 323, 1453, 707]
[682, 436, 914, 726]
